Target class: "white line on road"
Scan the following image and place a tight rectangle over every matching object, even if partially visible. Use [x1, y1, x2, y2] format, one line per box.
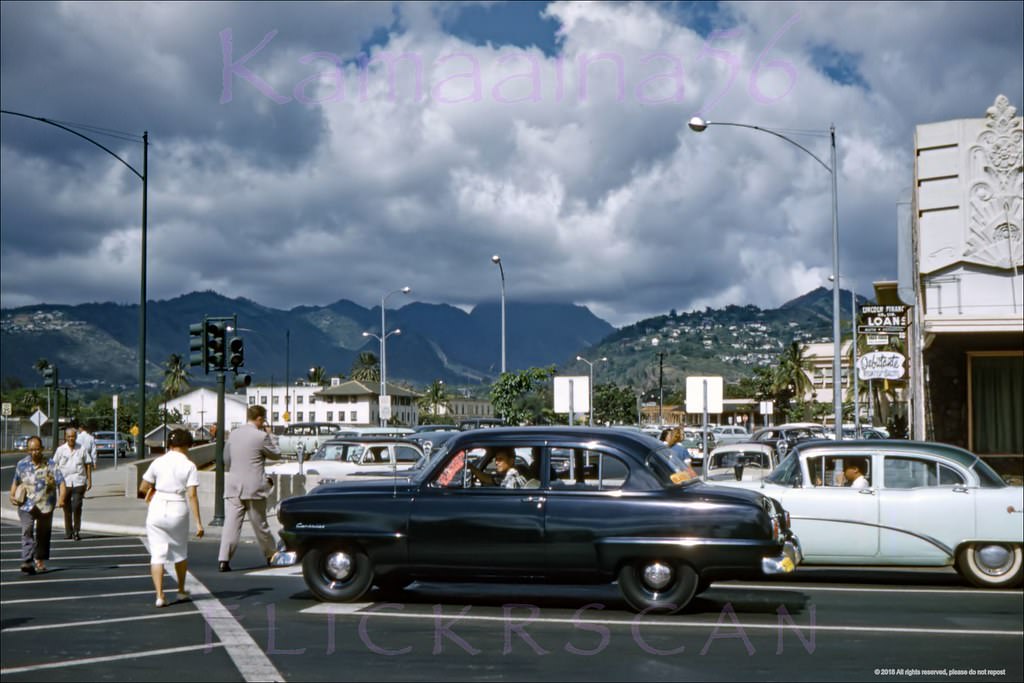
[2, 610, 195, 633]
[716, 583, 1024, 596]
[300, 604, 1023, 638]
[1, 589, 156, 605]
[1, 574, 172, 585]
[0, 553, 150, 561]
[0, 643, 225, 675]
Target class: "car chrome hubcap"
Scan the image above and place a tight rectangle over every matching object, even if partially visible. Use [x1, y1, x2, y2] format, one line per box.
[325, 552, 353, 581]
[976, 545, 1013, 575]
[642, 562, 673, 591]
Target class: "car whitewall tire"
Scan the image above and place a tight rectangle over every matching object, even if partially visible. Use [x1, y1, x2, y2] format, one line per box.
[302, 545, 375, 602]
[617, 559, 699, 614]
[956, 543, 1023, 588]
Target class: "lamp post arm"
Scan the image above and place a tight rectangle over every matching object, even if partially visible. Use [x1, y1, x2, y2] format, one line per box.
[703, 121, 832, 175]
[1, 110, 144, 180]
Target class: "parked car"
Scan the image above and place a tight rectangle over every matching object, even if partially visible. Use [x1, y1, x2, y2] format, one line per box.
[458, 418, 505, 430]
[752, 423, 831, 456]
[13, 435, 30, 451]
[277, 427, 802, 613]
[410, 430, 458, 458]
[267, 437, 426, 479]
[706, 440, 1024, 588]
[702, 443, 779, 483]
[413, 424, 459, 433]
[277, 422, 342, 458]
[94, 431, 131, 458]
[680, 434, 715, 465]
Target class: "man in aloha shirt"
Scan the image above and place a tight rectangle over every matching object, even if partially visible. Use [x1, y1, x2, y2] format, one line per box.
[53, 428, 90, 540]
[10, 436, 66, 574]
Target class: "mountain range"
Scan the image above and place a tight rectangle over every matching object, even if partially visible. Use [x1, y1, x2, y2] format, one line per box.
[1, 287, 862, 393]
[0, 291, 614, 390]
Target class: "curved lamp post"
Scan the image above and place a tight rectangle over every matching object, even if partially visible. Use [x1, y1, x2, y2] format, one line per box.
[2, 110, 149, 456]
[576, 355, 607, 426]
[491, 255, 506, 374]
[689, 116, 842, 438]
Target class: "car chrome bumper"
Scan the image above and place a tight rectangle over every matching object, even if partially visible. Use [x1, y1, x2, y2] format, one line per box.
[762, 536, 802, 575]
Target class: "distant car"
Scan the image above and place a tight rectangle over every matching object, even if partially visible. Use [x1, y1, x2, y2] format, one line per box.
[94, 431, 131, 458]
[413, 424, 459, 433]
[702, 443, 779, 483]
[13, 435, 30, 451]
[277, 426, 801, 613]
[752, 423, 830, 456]
[267, 437, 426, 479]
[458, 418, 505, 430]
[277, 422, 343, 458]
[410, 430, 458, 458]
[708, 439, 1024, 588]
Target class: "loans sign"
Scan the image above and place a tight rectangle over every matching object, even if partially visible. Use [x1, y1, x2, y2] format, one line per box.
[858, 351, 906, 380]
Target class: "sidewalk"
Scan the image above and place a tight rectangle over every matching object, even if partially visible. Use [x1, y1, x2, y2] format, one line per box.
[0, 460, 283, 543]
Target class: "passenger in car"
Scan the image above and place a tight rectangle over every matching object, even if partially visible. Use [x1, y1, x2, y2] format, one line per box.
[470, 449, 527, 489]
[844, 459, 870, 489]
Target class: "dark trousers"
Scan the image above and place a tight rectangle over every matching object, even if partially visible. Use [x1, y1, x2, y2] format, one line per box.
[63, 485, 86, 537]
[19, 508, 53, 563]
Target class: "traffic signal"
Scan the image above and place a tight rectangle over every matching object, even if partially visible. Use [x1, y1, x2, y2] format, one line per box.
[233, 372, 252, 390]
[205, 320, 227, 372]
[42, 365, 57, 388]
[189, 322, 205, 368]
[228, 336, 244, 369]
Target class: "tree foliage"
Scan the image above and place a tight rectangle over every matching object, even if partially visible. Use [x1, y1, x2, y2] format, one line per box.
[593, 382, 637, 425]
[490, 366, 556, 426]
[161, 353, 191, 399]
[350, 353, 380, 383]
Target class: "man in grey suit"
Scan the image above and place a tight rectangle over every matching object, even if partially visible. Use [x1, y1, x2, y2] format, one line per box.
[217, 405, 281, 572]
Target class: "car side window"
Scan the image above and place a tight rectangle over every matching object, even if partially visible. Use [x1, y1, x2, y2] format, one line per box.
[395, 446, 422, 464]
[884, 457, 936, 489]
[549, 448, 629, 491]
[938, 464, 966, 486]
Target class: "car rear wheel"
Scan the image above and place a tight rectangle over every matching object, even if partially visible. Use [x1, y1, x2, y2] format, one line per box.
[302, 544, 374, 602]
[956, 543, 1023, 588]
[617, 559, 699, 614]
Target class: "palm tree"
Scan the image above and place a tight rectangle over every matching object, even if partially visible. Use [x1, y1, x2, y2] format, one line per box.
[34, 358, 52, 422]
[418, 380, 450, 418]
[308, 366, 328, 386]
[350, 353, 380, 383]
[162, 353, 191, 399]
[773, 341, 813, 404]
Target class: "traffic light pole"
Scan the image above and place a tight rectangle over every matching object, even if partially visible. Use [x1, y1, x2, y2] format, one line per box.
[212, 369, 226, 526]
[51, 367, 60, 451]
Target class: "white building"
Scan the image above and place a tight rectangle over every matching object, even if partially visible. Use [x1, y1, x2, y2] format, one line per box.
[246, 379, 421, 427]
[909, 94, 1023, 456]
[163, 387, 248, 432]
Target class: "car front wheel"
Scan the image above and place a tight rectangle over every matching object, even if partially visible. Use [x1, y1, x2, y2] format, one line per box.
[956, 543, 1023, 588]
[302, 544, 374, 602]
[617, 559, 699, 614]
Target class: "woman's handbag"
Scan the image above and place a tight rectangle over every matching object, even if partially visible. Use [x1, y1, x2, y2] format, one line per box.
[144, 487, 155, 504]
[12, 483, 28, 506]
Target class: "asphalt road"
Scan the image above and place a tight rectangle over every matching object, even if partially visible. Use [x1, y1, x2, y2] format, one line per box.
[2, 521, 1021, 682]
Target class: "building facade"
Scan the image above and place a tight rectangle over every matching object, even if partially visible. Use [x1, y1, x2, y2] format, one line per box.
[910, 94, 1023, 458]
[247, 379, 421, 427]
[164, 387, 248, 432]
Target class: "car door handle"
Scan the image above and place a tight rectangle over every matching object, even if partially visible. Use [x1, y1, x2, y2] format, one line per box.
[521, 496, 546, 508]
[858, 489, 875, 495]
[952, 485, 970, 494]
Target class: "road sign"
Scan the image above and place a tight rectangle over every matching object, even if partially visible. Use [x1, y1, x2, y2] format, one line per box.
[759, 400, 774, 415]
[130, 425, 139, 437]
[30, 409, 48, 427]
[553, 376, 590, 413]
[1, 402, 10, 417]
[112, 394, 118, 410]
[379, 395, 392, 420]
[685, 376, 723, 414]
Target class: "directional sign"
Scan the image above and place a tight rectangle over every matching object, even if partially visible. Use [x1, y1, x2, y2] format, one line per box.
[379, 395, 392, 420]
[30, 409, 48, 427]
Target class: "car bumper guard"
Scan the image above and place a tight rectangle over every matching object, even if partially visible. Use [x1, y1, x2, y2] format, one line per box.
[762, 536, 802, 575]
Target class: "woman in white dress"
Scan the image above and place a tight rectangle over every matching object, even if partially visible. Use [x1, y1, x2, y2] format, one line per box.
[139, 429, 204, 607]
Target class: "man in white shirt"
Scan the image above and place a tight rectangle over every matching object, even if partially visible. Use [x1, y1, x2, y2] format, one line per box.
[53, 428, 91, 540]
[76, 420, 97, 470]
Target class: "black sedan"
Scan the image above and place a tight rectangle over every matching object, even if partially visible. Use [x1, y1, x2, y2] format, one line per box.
[277, 427, 801, 613]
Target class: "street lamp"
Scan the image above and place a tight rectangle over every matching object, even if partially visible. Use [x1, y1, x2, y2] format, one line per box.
[2, 110, 149, 457]
[491, 255, 506, 374]
[369, 286, 411, 426]
[689, 116, 842, 438]
[651, 338, 665, 425]
[576, 355, 607, 426]
[830, 275, 860, 437]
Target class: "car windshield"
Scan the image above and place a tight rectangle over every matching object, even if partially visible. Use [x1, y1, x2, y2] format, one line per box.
[765, 451, 801, 486]
[709, 450, 771, 470]
[311, 445, 347, 462]
[647, 446, 699, 486]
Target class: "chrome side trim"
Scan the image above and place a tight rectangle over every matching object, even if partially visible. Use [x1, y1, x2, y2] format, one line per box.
[598, 537, 770, 548]
[791, 516, 954, 557]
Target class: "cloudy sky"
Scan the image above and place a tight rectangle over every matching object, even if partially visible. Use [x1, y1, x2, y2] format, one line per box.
[1, 1, 1021, 327]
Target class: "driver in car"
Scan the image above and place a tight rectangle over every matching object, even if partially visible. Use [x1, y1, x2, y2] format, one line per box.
[470, 449, 527, 489]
